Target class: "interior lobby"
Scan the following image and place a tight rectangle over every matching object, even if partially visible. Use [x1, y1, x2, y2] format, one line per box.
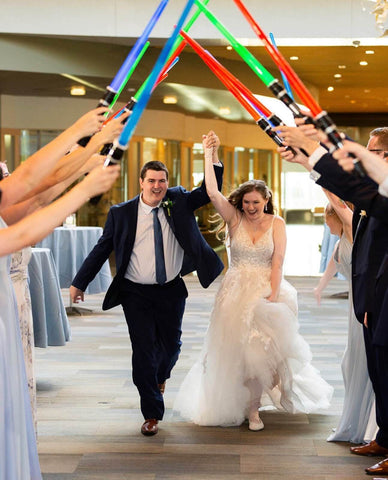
[1, 1, 388, 478]
[1, 0, 387, 274]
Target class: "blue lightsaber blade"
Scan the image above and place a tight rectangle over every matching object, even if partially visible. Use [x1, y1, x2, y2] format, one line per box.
[104, 0, 195, 166]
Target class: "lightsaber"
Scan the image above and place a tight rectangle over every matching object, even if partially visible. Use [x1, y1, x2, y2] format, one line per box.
[163, 0, 210, 64]
[180, 31, 293, 151]
[194, 0, 304, 119]
[232, 0, 366, 176]
[99, 60, 177, 166]
[131, 0, 209, 104]
[108, 40, 150, 112]
[109, 0, 169, 95]
[269, 32, 293, 100]
[104, 0, 196, 167]
[78, 0, 169, 146]
[102, 58, 177, 128]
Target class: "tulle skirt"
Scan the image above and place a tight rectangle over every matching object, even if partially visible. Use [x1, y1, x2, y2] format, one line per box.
[174, 267, 333, 426]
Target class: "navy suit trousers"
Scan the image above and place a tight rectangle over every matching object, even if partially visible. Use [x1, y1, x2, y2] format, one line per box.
[363, 316, 388, 448]
[119, 277, 187, 420]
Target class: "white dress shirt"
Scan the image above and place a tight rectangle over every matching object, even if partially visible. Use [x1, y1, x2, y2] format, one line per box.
[125, 194, 184, 284]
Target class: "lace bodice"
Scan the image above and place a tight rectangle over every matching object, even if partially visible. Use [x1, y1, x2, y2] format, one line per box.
[229, 218, 274, 271]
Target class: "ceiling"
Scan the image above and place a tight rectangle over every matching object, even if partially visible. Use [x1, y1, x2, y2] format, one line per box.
[0, 36, 387, 127]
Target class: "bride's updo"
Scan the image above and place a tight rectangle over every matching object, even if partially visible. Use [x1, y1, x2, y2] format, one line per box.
[228, 179, 274, 215]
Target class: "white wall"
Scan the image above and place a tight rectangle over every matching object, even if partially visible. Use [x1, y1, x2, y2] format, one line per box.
[0, 0, 383, 43]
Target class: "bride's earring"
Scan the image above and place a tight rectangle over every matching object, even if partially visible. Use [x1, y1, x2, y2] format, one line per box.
[264, 204, 268, 212]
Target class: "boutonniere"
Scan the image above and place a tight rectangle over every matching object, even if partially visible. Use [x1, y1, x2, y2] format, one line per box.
[161, 198, 174, 216]
[360, 210, 367, 217]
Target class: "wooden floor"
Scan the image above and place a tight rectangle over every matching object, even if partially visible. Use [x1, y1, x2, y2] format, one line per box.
[35, 276, 381, 480]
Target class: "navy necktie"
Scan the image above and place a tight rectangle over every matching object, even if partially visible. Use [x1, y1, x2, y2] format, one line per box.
[152, 207, 167, 285]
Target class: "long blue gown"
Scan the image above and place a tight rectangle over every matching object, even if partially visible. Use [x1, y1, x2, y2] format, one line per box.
[0, 217, 41, 479]
[327, 235, 377, 443]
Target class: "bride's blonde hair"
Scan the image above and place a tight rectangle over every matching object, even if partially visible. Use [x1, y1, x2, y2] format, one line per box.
[210, 179, 275, 241]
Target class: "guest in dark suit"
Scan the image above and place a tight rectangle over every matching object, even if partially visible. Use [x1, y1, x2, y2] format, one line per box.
[70, 131, 224, 436]
[276, 125, 388, 476]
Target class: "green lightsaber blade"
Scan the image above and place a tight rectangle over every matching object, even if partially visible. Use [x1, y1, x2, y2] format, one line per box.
[108, 40, 150, 112]
[134, 0, 209, 101]
[194, 0, 274, 86]
[166, 0, 210, 63]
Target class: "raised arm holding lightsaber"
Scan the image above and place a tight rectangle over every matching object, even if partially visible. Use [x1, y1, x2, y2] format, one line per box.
[231, 0, 366, 176]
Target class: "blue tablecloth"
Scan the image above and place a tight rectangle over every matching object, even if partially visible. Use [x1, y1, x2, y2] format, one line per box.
[28, 248, 70, 348]
[36, 226, 112, 294]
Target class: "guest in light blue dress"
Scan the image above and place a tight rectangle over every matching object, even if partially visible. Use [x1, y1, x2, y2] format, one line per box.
[315, 199, 376, 444]
[0, 217, 42, 480]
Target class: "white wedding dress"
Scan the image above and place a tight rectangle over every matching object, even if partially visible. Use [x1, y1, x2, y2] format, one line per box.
[175, 217, 333, 426]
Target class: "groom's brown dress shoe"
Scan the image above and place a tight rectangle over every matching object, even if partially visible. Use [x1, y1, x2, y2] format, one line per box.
[350, 440, 388, 457]
[141, 419, 159, 436]
[365, 457, 388, 475]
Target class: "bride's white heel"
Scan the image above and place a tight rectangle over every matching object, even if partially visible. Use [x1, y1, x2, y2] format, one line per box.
[248, 410, 264, 431]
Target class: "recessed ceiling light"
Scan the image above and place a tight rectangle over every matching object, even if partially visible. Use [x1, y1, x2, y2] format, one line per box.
[364, 89, 371, 93]
[334, 74, 342, 78]
[327, 86, 334, 92]
[350, 100, 356, 104]
[219, 106, 231, 115]
[359, 61, 368, 66]
[338, 65, 346, 69]
[163, 95, 178, 104]
[226, 45, 233, 51]
[365, 50, 375, 54]
[290, 56, 299, 61]
[70, 86, 86, 96]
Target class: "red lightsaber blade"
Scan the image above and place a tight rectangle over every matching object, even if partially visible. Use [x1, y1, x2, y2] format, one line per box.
[232, 0, 321, 117]
[233, 0, 366, 176]
[180, 31, 293, 150]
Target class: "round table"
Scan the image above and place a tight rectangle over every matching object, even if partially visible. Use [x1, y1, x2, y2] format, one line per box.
[36, 226, 112, 294]
[28, 247, 70, 347]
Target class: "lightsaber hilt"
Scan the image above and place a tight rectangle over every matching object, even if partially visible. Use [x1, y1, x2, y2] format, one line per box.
[314, 111, 367, 177]
[99, 98, 137, 156]
[267, 114, 283, 127]
[103, 140, 127, 168]
[78, 87, 118, 147]
[268, 79, 303, 118]
[256, 118, 297, 155]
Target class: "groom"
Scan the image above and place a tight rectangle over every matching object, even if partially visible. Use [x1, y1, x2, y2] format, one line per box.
[70, 132, 224, 436]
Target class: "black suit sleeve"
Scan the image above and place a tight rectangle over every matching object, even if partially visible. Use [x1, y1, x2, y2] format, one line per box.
[315, 152, 388, 225]
[72, 208, 115, 291]
[187, 163, 224, 211]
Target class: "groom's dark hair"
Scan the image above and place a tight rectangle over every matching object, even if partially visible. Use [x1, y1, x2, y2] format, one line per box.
[140, 161, 169, 181]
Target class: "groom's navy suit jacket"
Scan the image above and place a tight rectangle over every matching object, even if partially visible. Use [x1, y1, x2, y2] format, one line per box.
[72, 165, 224, 311]
[313, 153, 388, 347]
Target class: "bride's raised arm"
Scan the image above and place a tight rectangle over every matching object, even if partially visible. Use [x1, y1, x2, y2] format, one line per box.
[203, 131, 238, 227]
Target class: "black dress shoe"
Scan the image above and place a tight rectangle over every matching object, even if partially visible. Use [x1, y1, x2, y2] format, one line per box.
[350, 440, 388, 456]
[365, 457, 388, 475]
[141, 419, 159, 436]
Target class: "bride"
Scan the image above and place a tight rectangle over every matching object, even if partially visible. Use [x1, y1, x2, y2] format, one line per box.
[174, 131, 333, 430]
